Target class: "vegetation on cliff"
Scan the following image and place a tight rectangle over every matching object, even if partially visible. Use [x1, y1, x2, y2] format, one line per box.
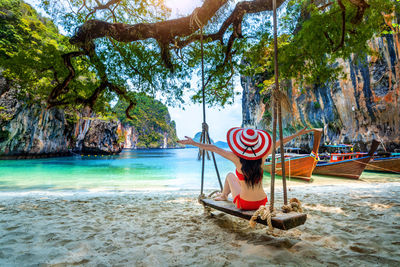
[114, 93, 178, 148]
[0, 0, 115, 114]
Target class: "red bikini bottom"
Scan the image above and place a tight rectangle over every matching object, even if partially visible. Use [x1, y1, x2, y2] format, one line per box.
[233, 195, 268, 210]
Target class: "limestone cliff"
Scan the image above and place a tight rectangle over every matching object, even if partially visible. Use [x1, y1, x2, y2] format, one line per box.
[0, 82, 122, 158]
[241, 35, 400, 151]
[0, 79, 179, 157]
[114, 95, 179, 149]
[0, 89, 70, 157]
[118, 118, 178, 149]
[71, 108, 122, 155]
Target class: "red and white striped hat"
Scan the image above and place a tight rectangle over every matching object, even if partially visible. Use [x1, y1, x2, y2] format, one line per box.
[227, 127, 272, 160]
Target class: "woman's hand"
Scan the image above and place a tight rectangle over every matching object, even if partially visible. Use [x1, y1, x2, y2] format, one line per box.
[296, 126, 309, 136]
[177, 136, 196, 146]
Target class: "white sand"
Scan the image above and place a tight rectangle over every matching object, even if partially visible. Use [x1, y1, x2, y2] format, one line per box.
[1, 180, 400, 266]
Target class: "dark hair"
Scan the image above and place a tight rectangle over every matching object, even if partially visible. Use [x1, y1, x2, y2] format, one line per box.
[239, 157, 263, 188]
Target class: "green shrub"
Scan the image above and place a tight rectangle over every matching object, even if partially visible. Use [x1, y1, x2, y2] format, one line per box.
[314, 101, 321, 109]
[0, 130, 9, 143]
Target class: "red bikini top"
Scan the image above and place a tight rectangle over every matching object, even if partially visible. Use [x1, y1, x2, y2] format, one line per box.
[236, 169, 245, 181]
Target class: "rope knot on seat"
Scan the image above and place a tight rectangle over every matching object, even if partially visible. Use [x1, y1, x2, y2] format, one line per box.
[281, 198, 303, 213]
[249, 205, 276, 232]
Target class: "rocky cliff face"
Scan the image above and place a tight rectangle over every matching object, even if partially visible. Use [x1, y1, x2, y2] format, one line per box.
[119, 120, 178, 149]
[71, 109, 122, 155]
[241, 35, 400, 151]
[0, 89, 70, 157]
[0, 81, 122, 158]
[0, 77, 179, 157]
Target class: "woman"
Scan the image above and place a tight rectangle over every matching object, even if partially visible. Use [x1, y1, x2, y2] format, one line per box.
[178, 127, 313, 210]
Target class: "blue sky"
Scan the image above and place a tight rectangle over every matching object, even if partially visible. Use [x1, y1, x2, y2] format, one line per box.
[25, 0, 243, 141]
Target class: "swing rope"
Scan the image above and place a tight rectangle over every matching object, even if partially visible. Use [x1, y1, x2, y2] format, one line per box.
[248, 0, 300, 230]
[196, 1, 305, 232]
[193, 12, 223, 197]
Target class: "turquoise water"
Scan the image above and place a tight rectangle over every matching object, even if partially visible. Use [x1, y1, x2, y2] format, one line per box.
[0, 148, 235, 193]
[0, 148, 399, 194]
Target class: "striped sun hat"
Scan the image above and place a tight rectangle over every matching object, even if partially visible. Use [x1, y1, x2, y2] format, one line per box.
[227, 127, 272, 160]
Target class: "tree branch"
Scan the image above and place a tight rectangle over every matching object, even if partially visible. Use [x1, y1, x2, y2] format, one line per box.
[318, 2, 334, 11]
[85, 0, 122, 21]
[333, 0, 346, 52]
[108, 82, 136, 120]
[70, 0, 286, 69]
[108, 38, 157, 90]
[47, 51, 86, 106]
[347, 0, 369, 24]
[76, 81, 108, 108]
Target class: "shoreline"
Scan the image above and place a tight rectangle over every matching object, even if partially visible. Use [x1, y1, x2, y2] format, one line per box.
[0, 179, 399, 198]
[0, 147, 186, 160]
[0, 152, 73, 160]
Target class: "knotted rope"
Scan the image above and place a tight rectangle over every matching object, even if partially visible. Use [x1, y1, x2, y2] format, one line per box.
[249, 205, 276, 232]
[249, 198, 303, 232]
[281, 198, 303, 213]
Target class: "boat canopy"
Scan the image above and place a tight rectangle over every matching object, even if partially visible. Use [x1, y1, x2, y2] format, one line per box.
[324, 144, 353, 148]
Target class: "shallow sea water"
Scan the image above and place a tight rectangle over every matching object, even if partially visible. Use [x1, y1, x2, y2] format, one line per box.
[0, 149, 399, 266]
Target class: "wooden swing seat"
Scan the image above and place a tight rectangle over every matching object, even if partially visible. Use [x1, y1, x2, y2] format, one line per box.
[200, 198, 307, 230]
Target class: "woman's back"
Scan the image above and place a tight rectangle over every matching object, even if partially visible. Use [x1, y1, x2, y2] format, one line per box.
[235, 158, 267, 202]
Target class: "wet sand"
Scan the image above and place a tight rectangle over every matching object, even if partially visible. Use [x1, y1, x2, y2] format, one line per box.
[1, 178, 400, 266]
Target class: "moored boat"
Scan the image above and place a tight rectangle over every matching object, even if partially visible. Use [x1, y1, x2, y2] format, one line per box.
[313, 140, 380, 179]
[264, 130, 322, 182]
[365, 153, 400, 173]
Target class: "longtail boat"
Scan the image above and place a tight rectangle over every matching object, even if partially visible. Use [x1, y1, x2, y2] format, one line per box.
[263, 130, 323, 182]
[365, 152, 400, 173]
[313, 140, 380, 179]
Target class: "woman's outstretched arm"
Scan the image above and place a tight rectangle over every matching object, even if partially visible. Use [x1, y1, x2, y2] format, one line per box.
[276, 127, 320, 149]
[263, 128, 321, 159]
[177, 136, 240, 165]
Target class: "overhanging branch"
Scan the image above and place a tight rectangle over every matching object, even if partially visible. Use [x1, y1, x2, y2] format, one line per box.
[70, 0, 286, 69]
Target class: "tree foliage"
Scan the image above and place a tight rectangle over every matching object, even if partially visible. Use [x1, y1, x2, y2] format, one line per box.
[2, 0, 400, 118]
[243, 0, 399, 91]
[0, 0, 115, 113]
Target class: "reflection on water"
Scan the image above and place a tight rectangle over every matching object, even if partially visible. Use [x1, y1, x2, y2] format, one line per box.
[0, 148, 399, 193]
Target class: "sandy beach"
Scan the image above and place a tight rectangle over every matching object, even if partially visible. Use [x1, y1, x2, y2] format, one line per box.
[1, 177, 400, 266]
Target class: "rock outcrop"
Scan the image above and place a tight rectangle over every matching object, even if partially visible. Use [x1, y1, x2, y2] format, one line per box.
[241, 35, 400, 151]
[0, 88, 70, 158]
[0, 77, 179, 157]
[119, 120, 178, 149]
[115, 95, 179, 149]
[72, 110, 122, 155]
[0, 81, 122, 158]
